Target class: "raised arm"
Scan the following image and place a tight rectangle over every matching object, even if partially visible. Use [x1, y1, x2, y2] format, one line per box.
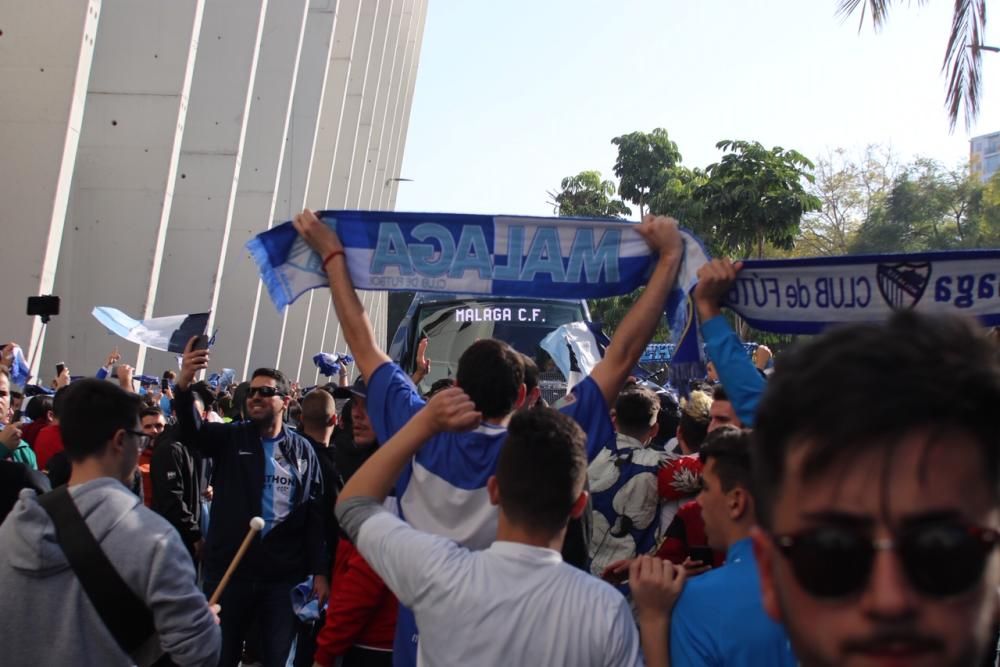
[693, 259, 766, 427]
[338, 387, 481, 506]
[173, 337, 227, 457]
[589, 215, 683, 406]
[292, 209, 391, 382]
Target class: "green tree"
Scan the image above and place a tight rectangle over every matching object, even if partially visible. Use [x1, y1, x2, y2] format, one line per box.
[838, 0, 987, 131]
[648, 165, 709, 225]
[796, 145, 897, 256]
[611, 129, 683, 217]
[548, 170, 630, 218]
[849, 159, 988, 253]
[696, 140, 821, 258]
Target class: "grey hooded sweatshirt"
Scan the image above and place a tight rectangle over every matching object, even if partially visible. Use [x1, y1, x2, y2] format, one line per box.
[0, 477, 220, 666]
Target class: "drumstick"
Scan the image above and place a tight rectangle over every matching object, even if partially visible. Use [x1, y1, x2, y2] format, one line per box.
[208, 516, 264, 606]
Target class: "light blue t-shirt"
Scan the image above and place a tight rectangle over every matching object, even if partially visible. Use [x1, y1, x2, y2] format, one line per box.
[670, 538, 796, 667]
[260, 434, 299, 536]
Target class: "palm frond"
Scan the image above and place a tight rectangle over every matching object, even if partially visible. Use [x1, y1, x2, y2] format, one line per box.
[942, 0, 986, 131]
[838, 0, 894, 31]
[837, 1, 931, 31]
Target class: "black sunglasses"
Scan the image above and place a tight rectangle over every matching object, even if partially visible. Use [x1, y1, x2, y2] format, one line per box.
[125, 429, 154, 451]
[773, 521, 999, 599]
[247, 386, 285, 398]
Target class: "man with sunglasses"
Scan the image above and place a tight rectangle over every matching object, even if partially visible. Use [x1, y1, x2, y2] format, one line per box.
[752, 310, 1000, 667]
[175, 339, 327, 667]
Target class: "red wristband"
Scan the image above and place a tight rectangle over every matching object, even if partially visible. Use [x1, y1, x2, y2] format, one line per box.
[322, 249, 345, 271]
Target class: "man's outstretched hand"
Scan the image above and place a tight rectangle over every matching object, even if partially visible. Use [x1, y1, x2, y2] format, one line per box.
[292, 209, 343, 261]
[177, 336, 210, 392]
[635, 214, 682, 264]
[693, 258, 743, 322]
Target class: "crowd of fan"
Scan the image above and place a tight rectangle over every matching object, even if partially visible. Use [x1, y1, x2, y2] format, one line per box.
[0, 210, 997, 667]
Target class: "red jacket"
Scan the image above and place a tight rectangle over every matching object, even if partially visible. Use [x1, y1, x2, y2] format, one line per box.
[34, 425, 63, 471]
[654, 499, 725, 568]
[21, 418, 51, 449]
[314, 539, 398, 666]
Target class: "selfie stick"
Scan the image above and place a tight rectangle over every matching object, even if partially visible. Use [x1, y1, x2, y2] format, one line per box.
[208, 516, 264, 605]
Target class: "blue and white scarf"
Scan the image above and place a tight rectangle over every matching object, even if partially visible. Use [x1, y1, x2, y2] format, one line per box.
[92, 307, 211, 354]
[312, 352, 354, 377]
[248, 211, 1000, 363]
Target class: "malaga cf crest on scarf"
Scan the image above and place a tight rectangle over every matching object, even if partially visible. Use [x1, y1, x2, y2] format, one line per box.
[876, 262, 931, 310]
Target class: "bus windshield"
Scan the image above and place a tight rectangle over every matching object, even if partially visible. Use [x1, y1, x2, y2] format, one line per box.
[411, 299, 587, 392]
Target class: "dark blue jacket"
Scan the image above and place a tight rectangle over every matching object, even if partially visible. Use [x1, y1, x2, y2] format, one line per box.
[174, 388, 325, 583]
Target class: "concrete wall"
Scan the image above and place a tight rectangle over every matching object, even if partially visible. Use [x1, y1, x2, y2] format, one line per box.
[0, 0, 427, 386]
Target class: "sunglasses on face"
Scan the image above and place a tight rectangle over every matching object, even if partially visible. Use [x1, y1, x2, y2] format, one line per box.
[772, 521, 999, 599]
[125, 429, 154, 452]
[247, 386, 285, 398]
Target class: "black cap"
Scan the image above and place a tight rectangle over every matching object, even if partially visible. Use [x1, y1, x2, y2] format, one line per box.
[332, 376, 367, 400]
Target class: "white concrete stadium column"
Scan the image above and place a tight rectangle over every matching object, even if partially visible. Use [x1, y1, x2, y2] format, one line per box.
[279, 0, 379, 381]
[139, 0, 268, 375]
[39, 0, 205, 377]
[278, 0, 362, 385]
[304, 0, 400, 385]
[243, 1, 336, 377]
[346, 0, 394, 209]
[200, 0, 310, 377]
[384, 0, 426, 212]
[364, 0, 409, 211]
[0, 0, 100, 377]
[314, 0, 423, 373]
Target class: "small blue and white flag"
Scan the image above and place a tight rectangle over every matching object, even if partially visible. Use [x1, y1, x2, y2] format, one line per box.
[312, 352, 354, 377]
[92, 307, 210, 354]
[8, 345, 31, 388]
[207, 368, 236, 390]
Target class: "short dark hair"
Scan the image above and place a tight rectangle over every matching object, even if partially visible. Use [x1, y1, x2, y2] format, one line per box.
[60, 379, 141, 461]
[520, 354, 539, 393]
[752, 311, 1000, 529]
[251, 368, 291, 396]
[614, 386, 659, 436]
[25, 395, 53, 421]
[712, 384, 729, 402]
[189, 381, 217, 412]
[699, 426, 752, 492]
[52, 385, 70, 420]
[139, 406, 163, 421]
[426, 377, 455, 398]
[456, 340, 524, 419]
[495, 408, 586, 535]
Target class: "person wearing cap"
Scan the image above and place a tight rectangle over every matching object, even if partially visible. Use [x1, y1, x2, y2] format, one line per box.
[175, 340, 327, 667]
[331, 378, 380, 483]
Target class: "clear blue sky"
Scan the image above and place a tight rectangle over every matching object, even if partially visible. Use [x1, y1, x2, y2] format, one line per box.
[395, 0, 1000, 218]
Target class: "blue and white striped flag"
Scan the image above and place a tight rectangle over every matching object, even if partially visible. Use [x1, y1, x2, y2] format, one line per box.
[92, 307, 210, 354]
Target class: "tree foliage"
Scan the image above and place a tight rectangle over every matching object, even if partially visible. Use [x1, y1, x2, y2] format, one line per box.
[850, 159, 994, 253]
[548, 170, 630, 218]
[695, 141, 821, 258]
[796, 146, 897, 256]
[611, 129, 683, 217]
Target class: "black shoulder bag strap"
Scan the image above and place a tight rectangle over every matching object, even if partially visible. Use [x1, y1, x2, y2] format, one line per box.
[36, 486, 156, 656]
